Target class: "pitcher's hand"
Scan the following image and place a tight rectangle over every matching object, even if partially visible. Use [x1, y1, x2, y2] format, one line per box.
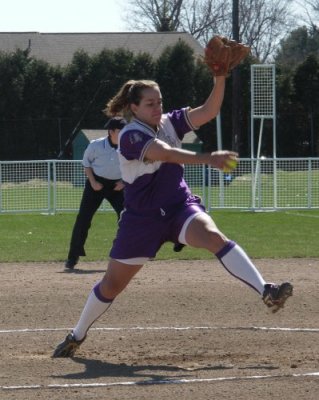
[210, 151, 238, 172]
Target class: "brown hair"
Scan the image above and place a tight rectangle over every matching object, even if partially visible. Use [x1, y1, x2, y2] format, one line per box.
[104, 79, 159, 120]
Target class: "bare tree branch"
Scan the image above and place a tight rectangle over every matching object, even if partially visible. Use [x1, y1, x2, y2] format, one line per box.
[238, 0, 295, 62]
[179, 0, 230, 41]
[125, 0, 184, 31]
[124, 0, 297, 61]
[295, 0, 319, 30]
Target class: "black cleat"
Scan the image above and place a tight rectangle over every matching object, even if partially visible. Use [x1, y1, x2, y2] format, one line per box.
[65, 257, 79, 270]
[262, 282, 293, 313]
[173, 243, 185, 252]
[52, 332, 86, 358]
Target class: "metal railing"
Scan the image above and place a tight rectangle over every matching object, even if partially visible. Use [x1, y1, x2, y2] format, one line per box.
[0, 158, 318, 214]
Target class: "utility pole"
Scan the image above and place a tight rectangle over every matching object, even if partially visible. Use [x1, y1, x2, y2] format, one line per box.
[232, 0, 241, 153]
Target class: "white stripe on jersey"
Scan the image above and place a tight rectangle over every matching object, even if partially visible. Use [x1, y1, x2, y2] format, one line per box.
[118, 116, 182, 185]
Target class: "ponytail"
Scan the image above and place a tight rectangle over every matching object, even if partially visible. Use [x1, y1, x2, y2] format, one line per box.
[103, 79, 159, 120]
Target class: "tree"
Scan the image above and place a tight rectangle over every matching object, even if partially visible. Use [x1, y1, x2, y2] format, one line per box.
[125, 0, 183, 32]
[124, 0, 295, 62]
[0, 49, 29, 118]
[0, 49, 62, 159]
[57, 48, 155, 159]
[297, 0, 319, 30]
[178, 0, 229, 42]
[125, 0, 230, 42]
[0, 48, 153, 160]
[275, 26, 319, 69]
[304, 0, 319, 13]
[155, 40, 197, 110]
[238, 0, 295, 62]
[293, 55, 319, 155]
[276, 70, 308, 157]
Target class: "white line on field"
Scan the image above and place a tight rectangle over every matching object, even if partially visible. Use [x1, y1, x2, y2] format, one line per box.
[1, 371, 319, 391]
[0, 325, 319, 334]
[284, 211, 319, 218]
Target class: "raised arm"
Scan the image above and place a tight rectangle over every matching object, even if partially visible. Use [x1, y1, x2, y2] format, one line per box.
[187, 35, 250, 128]
[187, 76, 226, 128]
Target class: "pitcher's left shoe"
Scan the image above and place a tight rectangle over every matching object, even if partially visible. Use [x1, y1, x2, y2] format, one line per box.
[52, 331, 86, 358]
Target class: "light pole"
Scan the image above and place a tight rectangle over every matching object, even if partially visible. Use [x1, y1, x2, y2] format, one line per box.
[232, 0, 241, 153]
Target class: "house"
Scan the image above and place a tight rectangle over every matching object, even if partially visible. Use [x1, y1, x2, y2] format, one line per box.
[0, 31, 204, 66]
[72, 130, 106, 160]
[181, 131, 203, 153]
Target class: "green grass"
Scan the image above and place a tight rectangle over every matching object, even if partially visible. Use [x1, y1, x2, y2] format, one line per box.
[0, 210, 318, 262]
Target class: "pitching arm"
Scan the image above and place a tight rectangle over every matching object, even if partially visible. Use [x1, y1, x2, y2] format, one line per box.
[144, 138, 238, 172]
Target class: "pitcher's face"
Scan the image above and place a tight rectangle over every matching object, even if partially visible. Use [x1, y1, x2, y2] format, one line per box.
[131, 87, 163, 129]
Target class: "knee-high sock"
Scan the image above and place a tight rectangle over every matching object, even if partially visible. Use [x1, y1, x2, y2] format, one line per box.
[215, 241, 266, 294]
[73, 282, 113, 341]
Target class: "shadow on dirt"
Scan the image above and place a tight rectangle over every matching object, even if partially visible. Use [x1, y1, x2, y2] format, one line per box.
[52, 356, 234, 381]
[58, 268, 106, 274]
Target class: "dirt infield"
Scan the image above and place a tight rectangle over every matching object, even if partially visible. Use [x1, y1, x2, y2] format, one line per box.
[1, 258, 318, 399]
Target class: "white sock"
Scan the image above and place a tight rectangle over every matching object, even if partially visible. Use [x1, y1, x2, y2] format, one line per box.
[73, 282, 113, 341]
[215, 241, 266, 294]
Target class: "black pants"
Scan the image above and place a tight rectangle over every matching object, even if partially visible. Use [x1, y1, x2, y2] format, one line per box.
[67, 177, 124, 259]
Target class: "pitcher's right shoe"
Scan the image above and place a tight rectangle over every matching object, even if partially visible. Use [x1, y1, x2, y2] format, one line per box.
[262, 282, 293, 313]
[52, 332, 86, 358]
[173, 243, 185, 252]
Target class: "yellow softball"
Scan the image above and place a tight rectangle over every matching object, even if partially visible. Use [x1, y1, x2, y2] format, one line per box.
[223, 159, 238, 173]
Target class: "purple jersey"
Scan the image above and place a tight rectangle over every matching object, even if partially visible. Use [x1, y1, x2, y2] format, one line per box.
[118, 108, 197, 213]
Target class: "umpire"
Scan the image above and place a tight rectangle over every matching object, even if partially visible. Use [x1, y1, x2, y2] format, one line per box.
[65, 117, 127, 269]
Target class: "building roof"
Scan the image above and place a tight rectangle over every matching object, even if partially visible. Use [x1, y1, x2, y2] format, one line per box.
[182, 131, 202, 144]
[0, 31, 204, 66]
[81, 130, 106, 142]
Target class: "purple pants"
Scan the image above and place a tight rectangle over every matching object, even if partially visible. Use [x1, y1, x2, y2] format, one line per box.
[110, 197, 205, 260]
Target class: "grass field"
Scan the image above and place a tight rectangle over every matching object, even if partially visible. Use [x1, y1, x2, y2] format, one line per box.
[0, 209, 318, 262]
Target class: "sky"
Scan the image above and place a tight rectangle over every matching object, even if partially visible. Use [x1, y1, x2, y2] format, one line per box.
[0, 0, 128, 33]
[0, 1, 312, 34]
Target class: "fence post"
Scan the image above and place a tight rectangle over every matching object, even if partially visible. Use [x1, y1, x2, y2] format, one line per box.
[202, 165, 207, 209]
[52, 160, 57, 214]
[47, 161, 51, 214]
[308, 158, 312, 209]
[273, 157, 277, 209]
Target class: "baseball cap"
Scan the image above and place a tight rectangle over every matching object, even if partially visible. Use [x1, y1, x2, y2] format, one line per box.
[104, 117, 127, 130]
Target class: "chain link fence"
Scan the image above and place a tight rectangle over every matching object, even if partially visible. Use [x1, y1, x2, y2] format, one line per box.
[0, 159, 318, 214]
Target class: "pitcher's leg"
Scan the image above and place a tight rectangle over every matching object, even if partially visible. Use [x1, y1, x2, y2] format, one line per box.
[184, 213, 270, 295]
[73, 260, 142, 340]
[53, 260, 142, 357]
